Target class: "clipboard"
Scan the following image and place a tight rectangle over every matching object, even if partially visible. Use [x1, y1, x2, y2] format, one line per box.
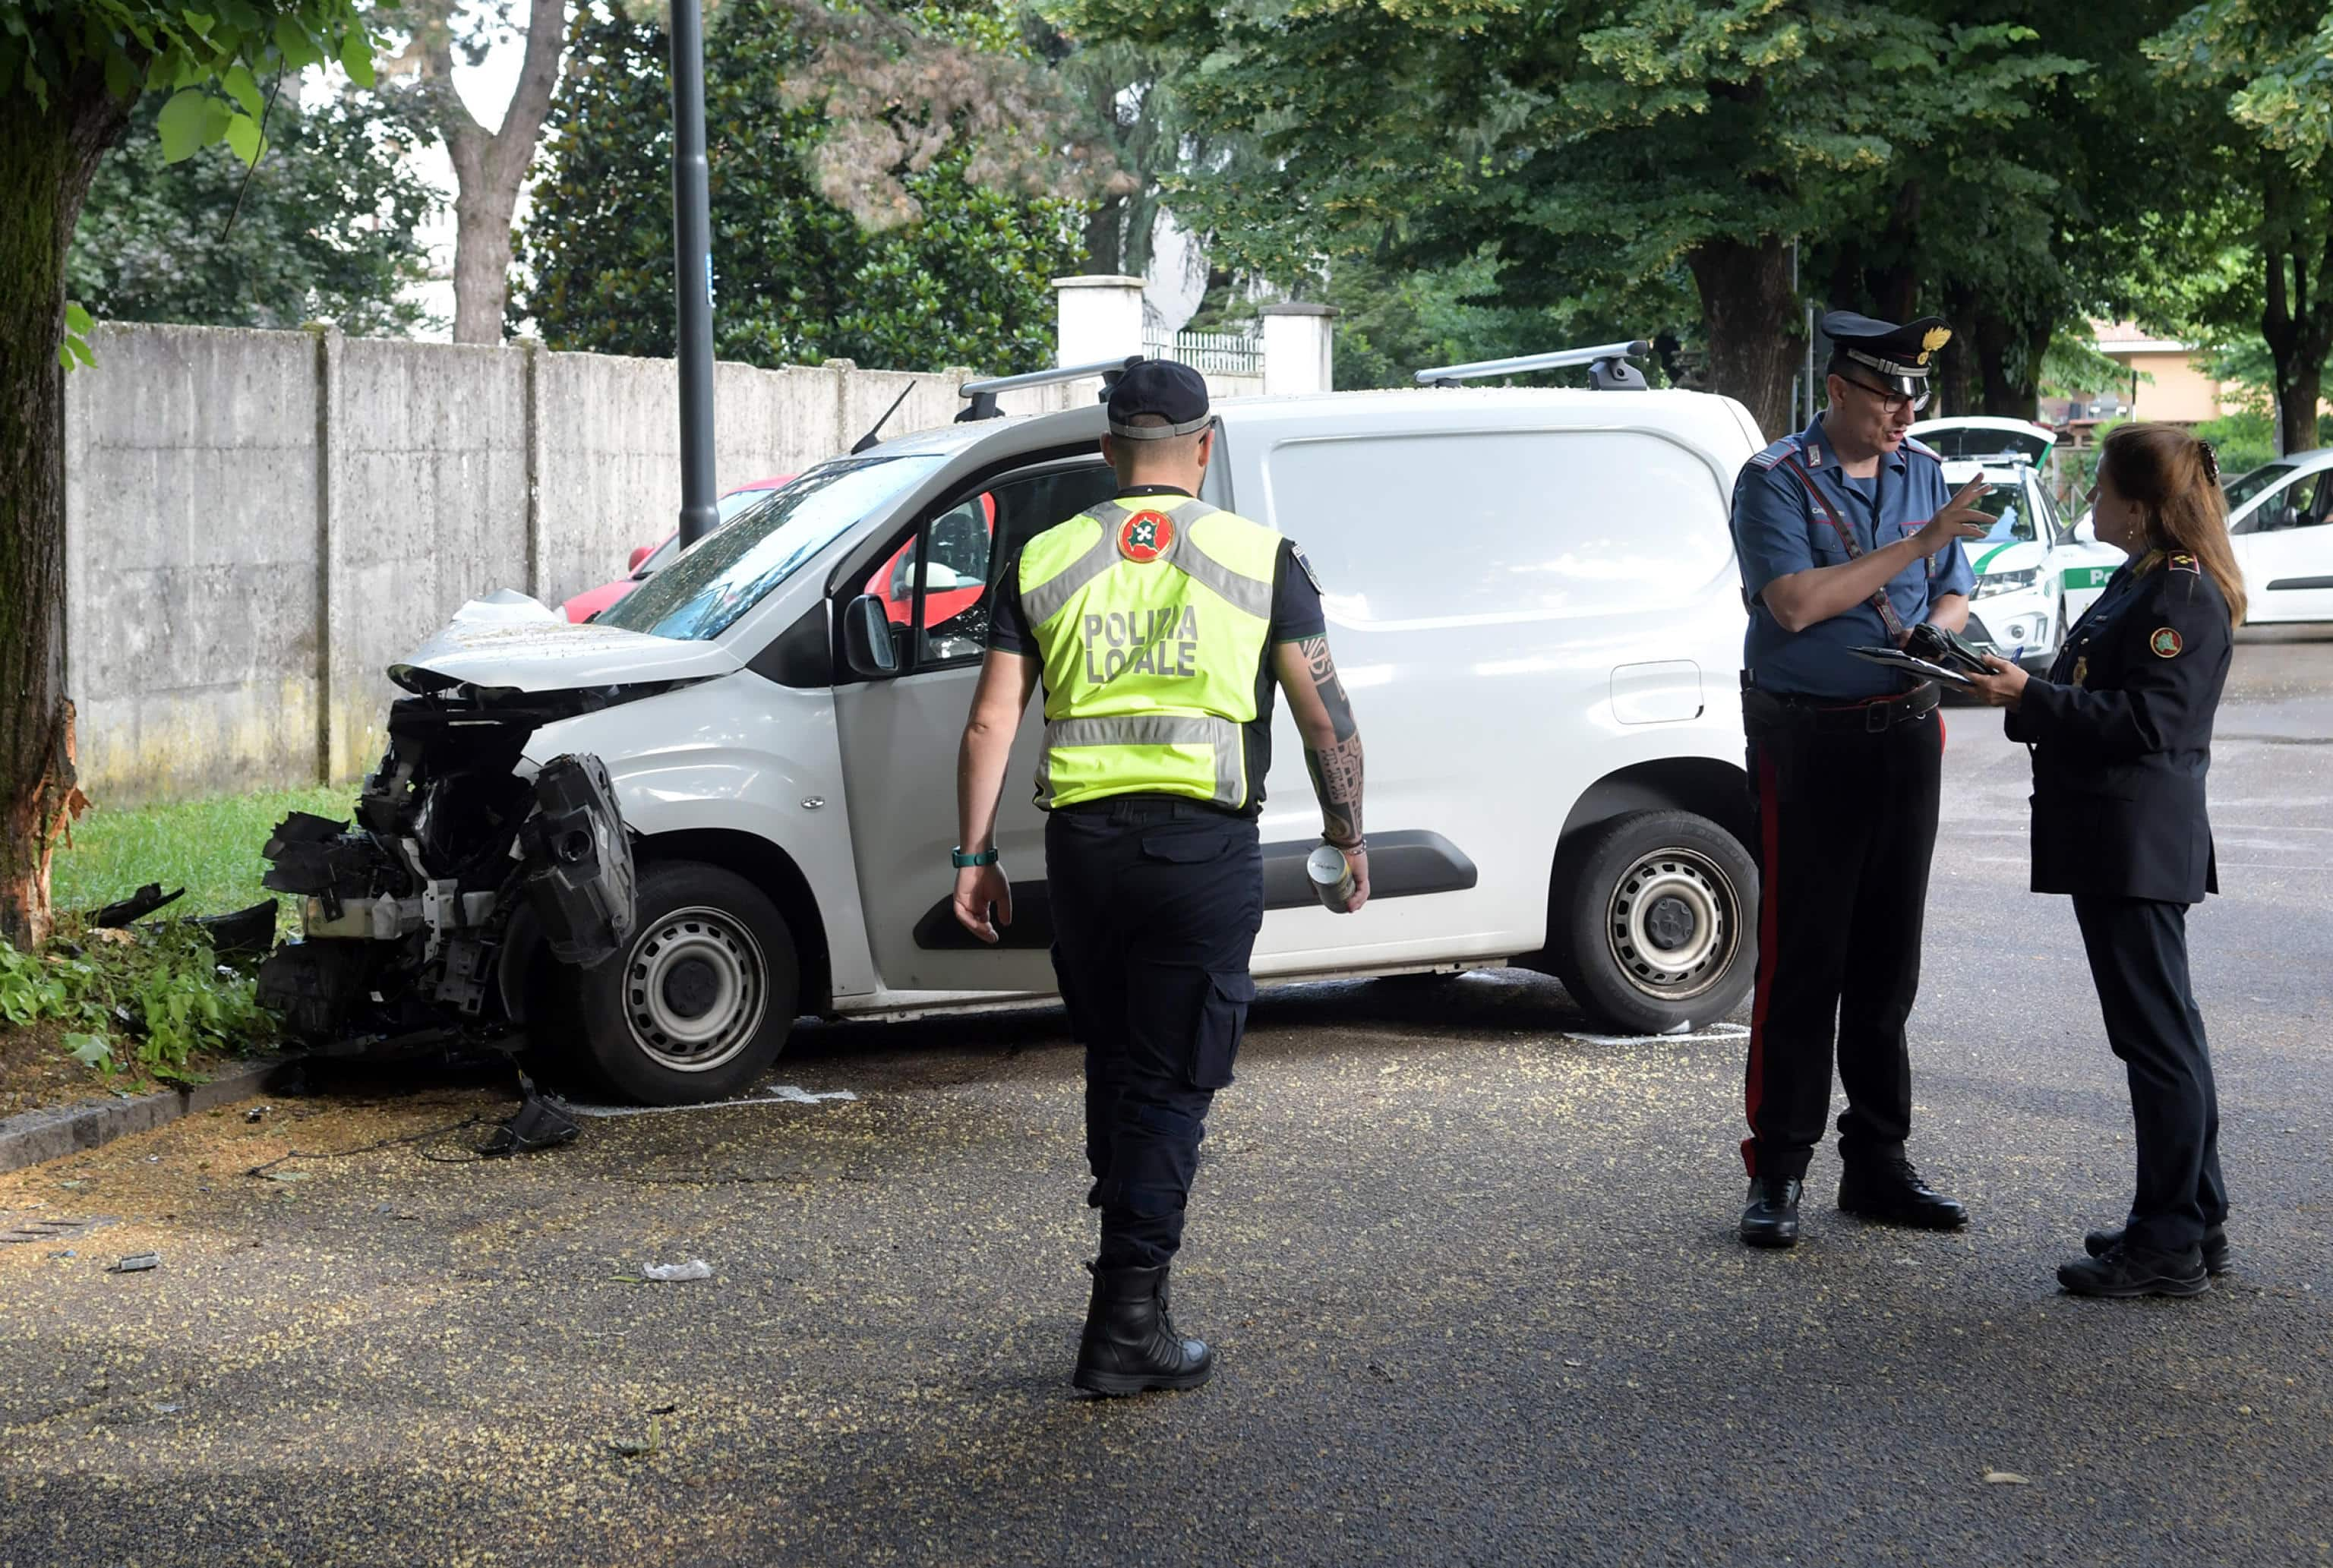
[1848, 645, 1977, 689]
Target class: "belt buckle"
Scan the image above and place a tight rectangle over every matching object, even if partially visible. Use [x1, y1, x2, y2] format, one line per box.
[1865, 701, 1893, 734]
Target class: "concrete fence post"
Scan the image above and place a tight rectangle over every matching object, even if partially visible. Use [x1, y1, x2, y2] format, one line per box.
[822, 358, 857, 455]
[311, 323, 343, 786]
[1053, 275, 1145, 368]
[523, 340, 545, 599]
[1260, 303, 1337, 396]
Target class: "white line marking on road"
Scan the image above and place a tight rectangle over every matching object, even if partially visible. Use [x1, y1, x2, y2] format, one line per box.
[569, 1085, 859, 1118]
[1564, 1023, 1751, 1047]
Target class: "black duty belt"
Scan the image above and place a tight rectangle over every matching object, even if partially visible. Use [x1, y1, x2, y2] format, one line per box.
[1742, 681, 1939, 735]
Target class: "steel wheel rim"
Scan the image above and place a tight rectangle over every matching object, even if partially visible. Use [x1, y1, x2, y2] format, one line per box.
[1605, 847, 1738, 1002]
[624, 905, 767, 1073]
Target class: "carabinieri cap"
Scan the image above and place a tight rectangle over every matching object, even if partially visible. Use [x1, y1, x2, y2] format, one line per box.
[1107, 358, 1212, 440]
[1823, 310, 1953, 399]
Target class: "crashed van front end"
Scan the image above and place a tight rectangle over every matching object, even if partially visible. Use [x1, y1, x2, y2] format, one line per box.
[251, 606, 728, 1062]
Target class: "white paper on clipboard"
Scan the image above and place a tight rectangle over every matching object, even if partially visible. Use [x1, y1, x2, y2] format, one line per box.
[1848, 645, 1977, 689]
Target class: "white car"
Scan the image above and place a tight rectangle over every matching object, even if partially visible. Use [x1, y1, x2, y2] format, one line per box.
[2219, 448, 2333, 623]
[257, 361, 1770, 1103]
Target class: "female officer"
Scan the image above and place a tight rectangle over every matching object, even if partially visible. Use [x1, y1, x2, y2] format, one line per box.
[1965, 422, 2244, 1298]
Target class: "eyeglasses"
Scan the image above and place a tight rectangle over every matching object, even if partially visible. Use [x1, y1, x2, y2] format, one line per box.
[1838, 374, 1930, 415]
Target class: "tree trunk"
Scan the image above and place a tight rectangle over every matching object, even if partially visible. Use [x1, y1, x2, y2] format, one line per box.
[0, 74, 128, 949]
[1971, 305, 2047, 420]
[424, 0, 569, 345]
[1081, 194, 1125, 273]
[1688, 236, 1799, 440]
[450, 157, 524, 344]
[1934, 281, 1980, 418]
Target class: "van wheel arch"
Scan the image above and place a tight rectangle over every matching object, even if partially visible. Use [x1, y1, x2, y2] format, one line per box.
[632, 828, 833, 1015]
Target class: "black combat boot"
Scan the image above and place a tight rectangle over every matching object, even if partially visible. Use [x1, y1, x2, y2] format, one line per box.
[1738, 1175, 1803, 1248]
[1072, 1262, 1214, 1396]
[2059, 1241, 2209, 1298]
[2086, 1223, 2230, 1276]
[1837, 1157, 1968, 1230]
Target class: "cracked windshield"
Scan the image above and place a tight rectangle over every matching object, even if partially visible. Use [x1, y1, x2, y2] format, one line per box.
[597, 454, 946, 641]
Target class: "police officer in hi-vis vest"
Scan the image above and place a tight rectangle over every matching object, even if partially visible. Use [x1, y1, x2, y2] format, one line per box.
[952, 361, 1369, 1396]
[1729, 311, 1994, 1249]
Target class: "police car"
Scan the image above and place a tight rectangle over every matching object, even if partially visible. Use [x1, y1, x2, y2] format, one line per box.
[256, 345, 1775, 1103]
[1912, 417, 2120, 667]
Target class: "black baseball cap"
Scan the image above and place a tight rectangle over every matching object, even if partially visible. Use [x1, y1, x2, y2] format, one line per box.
[1107, 358, 1211, 440]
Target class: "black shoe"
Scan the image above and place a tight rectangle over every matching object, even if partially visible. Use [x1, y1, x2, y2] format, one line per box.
[2086, 1224, 2230, 1276]
[1837, 1158, 1969, 1230]
[1738, 1175, 1802, 1248]
[1072, 1262, 1214, 1396]
[2059, 1242, 2209, 1298]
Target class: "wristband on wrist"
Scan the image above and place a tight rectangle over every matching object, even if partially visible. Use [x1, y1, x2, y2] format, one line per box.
[1324, 834, 1365, 853]
[951, 846, 999, 868]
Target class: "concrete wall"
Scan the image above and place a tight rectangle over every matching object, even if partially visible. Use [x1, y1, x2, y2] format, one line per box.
[62, 323, 1100, 806]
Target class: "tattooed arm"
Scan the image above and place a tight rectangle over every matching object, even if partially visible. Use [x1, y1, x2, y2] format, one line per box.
[1274, 634, 1369, 911]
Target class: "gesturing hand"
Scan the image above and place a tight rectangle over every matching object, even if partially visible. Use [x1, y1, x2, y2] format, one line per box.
[1912, 480, 1993, 559]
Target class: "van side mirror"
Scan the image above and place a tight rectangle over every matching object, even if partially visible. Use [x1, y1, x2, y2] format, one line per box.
[627, 544, 654, 574]
[841, 594, 899, 679]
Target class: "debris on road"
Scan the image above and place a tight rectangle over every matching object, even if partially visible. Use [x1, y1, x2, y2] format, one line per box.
[107, 1252, 159, 1273]
[609, 1415, 665, 1459]
[245, 1105, 270, 1123]
[476, 1084, 580, 1156]
[1983, 1471, 2032, 1486]
[641, 1259, 712, 1282]
[91, 883, 184, 927]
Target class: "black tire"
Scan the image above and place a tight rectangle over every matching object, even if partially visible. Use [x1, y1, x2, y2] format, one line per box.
[567, 860, 800, 1105]
[1548, 809, 1757, 1035]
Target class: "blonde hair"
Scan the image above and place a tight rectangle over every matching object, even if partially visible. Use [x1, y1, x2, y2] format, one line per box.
[2098, 423, 2248, 626]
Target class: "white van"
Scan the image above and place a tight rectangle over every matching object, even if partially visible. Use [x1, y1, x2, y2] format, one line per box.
[258, 367, 1767, 1103]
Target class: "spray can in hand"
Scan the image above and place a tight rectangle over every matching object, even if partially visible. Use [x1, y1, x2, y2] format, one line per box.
[1306, 843, 1359, 913]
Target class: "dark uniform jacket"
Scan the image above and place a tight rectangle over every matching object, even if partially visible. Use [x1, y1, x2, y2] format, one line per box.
[2005, 551, 2232, 904]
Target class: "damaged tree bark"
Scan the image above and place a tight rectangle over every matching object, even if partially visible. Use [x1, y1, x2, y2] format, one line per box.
[1, 70, 128, 951]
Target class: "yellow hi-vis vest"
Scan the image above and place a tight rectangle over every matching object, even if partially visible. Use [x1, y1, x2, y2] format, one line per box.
[1018, 494, 1282, 811]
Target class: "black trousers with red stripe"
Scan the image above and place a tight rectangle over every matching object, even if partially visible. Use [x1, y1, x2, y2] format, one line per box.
[1742, 707, 1943, 1181]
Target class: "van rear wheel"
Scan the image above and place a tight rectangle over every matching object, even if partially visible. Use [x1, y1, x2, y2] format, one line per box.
[1549, 810, 1756, 1035]
[570, 860, 800, 1105]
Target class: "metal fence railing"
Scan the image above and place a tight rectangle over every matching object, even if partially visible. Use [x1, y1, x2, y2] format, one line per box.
[1144, 329, 1264, 377]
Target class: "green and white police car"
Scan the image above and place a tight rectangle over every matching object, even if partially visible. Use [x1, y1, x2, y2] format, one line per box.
[1913, 418, 2120, 668]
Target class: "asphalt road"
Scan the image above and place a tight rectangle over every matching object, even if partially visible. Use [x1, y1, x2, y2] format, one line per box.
[4, 631, 2331, 1567]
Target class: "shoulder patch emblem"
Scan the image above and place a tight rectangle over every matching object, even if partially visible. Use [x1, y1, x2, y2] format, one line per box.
[2169, 553, 2200, 574]
[2149, 626, 2184, 659]
[1291, 543, 1323, 593]
[1117, 510, 1174, 563]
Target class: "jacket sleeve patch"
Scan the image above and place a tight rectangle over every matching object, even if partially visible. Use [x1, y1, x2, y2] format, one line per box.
[2148, 626, 2184, 658]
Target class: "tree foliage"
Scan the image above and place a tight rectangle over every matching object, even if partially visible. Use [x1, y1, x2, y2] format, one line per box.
[517, 1, 1086, 373]
[66, 80, 438, 335]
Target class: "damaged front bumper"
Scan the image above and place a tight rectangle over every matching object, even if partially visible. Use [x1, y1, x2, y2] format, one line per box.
[255, 683, 643, 1056]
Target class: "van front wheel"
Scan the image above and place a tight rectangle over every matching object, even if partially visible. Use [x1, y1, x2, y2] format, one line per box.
[1549, 810, 1757, 1035]
[570, 860, 800, 1105]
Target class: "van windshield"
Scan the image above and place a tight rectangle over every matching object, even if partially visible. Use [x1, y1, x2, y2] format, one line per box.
[598, 455, 944, 642]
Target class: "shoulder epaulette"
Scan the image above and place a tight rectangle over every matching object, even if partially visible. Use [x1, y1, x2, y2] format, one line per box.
[1747, 434, 1802, 472]
[2168, 552, 2200, 574]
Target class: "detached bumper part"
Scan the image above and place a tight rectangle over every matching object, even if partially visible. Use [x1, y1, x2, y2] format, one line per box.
[519, 754, 636, 967]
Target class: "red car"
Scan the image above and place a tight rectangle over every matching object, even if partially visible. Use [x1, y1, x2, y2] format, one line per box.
[562, 475, 795, 623]
[863, 490, 997, 627]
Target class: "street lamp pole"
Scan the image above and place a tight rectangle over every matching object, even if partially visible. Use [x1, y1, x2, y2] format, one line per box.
[670, 0, 717, 546]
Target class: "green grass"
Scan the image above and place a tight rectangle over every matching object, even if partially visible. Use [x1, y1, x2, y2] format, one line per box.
[51, 781, 358, 922]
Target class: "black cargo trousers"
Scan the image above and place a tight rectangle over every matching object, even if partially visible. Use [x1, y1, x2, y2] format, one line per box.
[1741, 693, 1943, 1182]
[1046, 797, 1263, 1270]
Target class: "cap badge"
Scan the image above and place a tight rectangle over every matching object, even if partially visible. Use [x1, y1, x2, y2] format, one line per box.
[1922, 326, 1952, 354]
[1118, 510, 1175, 563]
[2149, 626, 2183, 659]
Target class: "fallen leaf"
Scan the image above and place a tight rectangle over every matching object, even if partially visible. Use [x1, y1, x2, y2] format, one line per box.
[1983, 1471, 2031, 1486]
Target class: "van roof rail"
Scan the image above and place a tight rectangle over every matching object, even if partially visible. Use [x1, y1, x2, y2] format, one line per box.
[1416, 339, 1652, 391]
[956, 355, 1144, 422]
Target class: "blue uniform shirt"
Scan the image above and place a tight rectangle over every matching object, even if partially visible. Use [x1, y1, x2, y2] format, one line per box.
[1732, 415, 1975, 699]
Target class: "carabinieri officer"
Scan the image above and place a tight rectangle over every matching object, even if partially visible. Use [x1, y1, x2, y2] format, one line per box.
[1729, 310, 1993, 1248]
[950, 360, 1370, 1395]
[1966, 422, 2241, 1298]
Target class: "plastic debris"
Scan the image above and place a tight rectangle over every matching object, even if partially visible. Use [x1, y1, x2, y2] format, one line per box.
[1982, 1471, 2032, 1486]
[641, 1259, 712, 1282]
[108, 1253, 159, 1273]
[245, 1105, 270, 1123]
[570, 1085, 857, 1118]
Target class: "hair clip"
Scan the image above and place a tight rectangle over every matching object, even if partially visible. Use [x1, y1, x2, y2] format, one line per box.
[2197, 440, 2220, 483]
